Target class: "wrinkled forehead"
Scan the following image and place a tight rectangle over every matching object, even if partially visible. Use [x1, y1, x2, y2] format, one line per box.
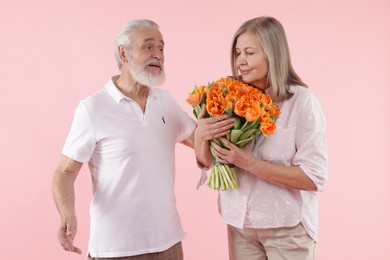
[133, 28, 164, 47]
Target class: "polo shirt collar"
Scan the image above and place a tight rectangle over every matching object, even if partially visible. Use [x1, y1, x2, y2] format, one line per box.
[105, 75, 159, 104]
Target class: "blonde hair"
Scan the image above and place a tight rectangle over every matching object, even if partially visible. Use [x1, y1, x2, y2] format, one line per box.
[231, 17, 307, 101]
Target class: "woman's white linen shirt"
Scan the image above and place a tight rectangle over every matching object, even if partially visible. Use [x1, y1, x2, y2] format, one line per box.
[218, 85, 328, 242]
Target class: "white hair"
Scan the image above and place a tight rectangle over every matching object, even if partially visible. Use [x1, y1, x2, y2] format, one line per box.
[114, 19, 160, 69]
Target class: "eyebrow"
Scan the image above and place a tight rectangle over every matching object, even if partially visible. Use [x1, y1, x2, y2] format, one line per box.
[143, 38, 165, 45]
[236, 46, 256, 50]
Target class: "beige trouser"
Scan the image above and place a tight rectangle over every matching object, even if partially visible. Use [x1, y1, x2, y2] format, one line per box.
[88, 242, 183, 260]
[228, 223, 315, 260]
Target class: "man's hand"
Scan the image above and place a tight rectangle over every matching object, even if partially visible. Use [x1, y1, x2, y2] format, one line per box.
[58, 214, 82, 254]
[53, 155, 83, 255]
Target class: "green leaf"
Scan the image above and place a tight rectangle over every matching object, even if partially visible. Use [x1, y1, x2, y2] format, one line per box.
[227, 132, 231, 142]
[233, 118, 242, 129]
[230, 129, 244, 143]
[225, 108, 233, 118]
[236, 136, 255, 148]
[239, 129, 257, 141]
[193, 104, 202, 118]
[212, 138, 224, 147]
[242, 119, 260, 131]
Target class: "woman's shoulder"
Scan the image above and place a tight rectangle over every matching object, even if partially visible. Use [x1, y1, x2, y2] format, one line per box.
[289, 84, 310, 95]
[289, 85, 317, 102]
[288, 85, 324, 112]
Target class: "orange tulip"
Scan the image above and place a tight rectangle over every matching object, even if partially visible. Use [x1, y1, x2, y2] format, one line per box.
[206, 98, 226, 116]
[234, 97, 250, 118]
[245, 106, 261, 122]
[206, 91, 223, 116]
[260, 121, 277, 136]
[225, 95, 235, 111]
[257, 109, 268, 122]
[268, 105, 281, 118]
[261, 94, 272, 107]
[186, 85, 206, 107]
[186, 77, 280, 192]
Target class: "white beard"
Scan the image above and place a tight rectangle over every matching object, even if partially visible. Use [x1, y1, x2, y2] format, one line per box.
[128, 58, 165, 87]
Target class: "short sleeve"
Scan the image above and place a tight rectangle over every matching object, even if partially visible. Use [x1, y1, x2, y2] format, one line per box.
[166, 92, 196, 143]
[62, 103, 96, 163]
[292, 92, 328, 191]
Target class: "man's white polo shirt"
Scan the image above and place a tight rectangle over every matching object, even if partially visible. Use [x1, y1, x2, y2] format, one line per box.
[62, 76, 196, 257]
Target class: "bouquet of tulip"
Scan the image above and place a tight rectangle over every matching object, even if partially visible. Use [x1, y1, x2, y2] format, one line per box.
[187, 77, 280, 191]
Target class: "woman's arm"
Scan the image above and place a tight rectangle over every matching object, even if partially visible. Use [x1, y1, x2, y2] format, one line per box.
[212, 137, 317, 191]
[182, 105, 235, 167]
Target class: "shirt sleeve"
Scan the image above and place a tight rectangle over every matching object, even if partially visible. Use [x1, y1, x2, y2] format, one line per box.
[62, 103, 96, 163]
[292, 91, 328, 191]
[166, 92, 196, 143]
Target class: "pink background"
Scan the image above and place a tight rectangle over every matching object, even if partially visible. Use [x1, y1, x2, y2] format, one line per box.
[1, 0, 389, 259]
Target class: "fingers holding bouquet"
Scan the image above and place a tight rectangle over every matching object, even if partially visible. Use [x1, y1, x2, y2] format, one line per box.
[211, 137, 254, 171]
[196, 104, 235, 142]
[187, 77, 280, 190]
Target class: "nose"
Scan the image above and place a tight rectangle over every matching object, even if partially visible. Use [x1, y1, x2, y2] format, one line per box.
[152, 50, 164, 61]
[236, 55, 247, 66]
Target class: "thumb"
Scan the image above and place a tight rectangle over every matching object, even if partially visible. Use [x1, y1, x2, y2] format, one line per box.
[197, 104, 207, 119]
[66, 218, 77, 240]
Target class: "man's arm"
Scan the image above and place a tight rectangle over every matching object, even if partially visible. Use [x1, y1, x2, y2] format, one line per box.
[52, 155, 83, 255]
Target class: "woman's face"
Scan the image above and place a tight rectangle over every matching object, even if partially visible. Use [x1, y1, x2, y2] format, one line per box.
[235, 32, 269, 90]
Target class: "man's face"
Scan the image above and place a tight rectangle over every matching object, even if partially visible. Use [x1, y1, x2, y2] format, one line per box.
[127, 28, 165, 87]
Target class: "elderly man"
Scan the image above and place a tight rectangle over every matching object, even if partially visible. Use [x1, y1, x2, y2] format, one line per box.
[52, 19, 233, 259]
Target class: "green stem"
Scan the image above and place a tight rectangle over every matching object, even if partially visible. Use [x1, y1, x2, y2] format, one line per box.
[220, 165, 233, 190]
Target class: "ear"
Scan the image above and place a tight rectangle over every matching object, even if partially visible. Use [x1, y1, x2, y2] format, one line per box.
[118, 45, 128, 64]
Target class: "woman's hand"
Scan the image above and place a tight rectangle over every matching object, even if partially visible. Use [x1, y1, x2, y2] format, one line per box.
[211, 137, 255, 170]
[194, 105, 235, 167]
[195, 105, 235, 142]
